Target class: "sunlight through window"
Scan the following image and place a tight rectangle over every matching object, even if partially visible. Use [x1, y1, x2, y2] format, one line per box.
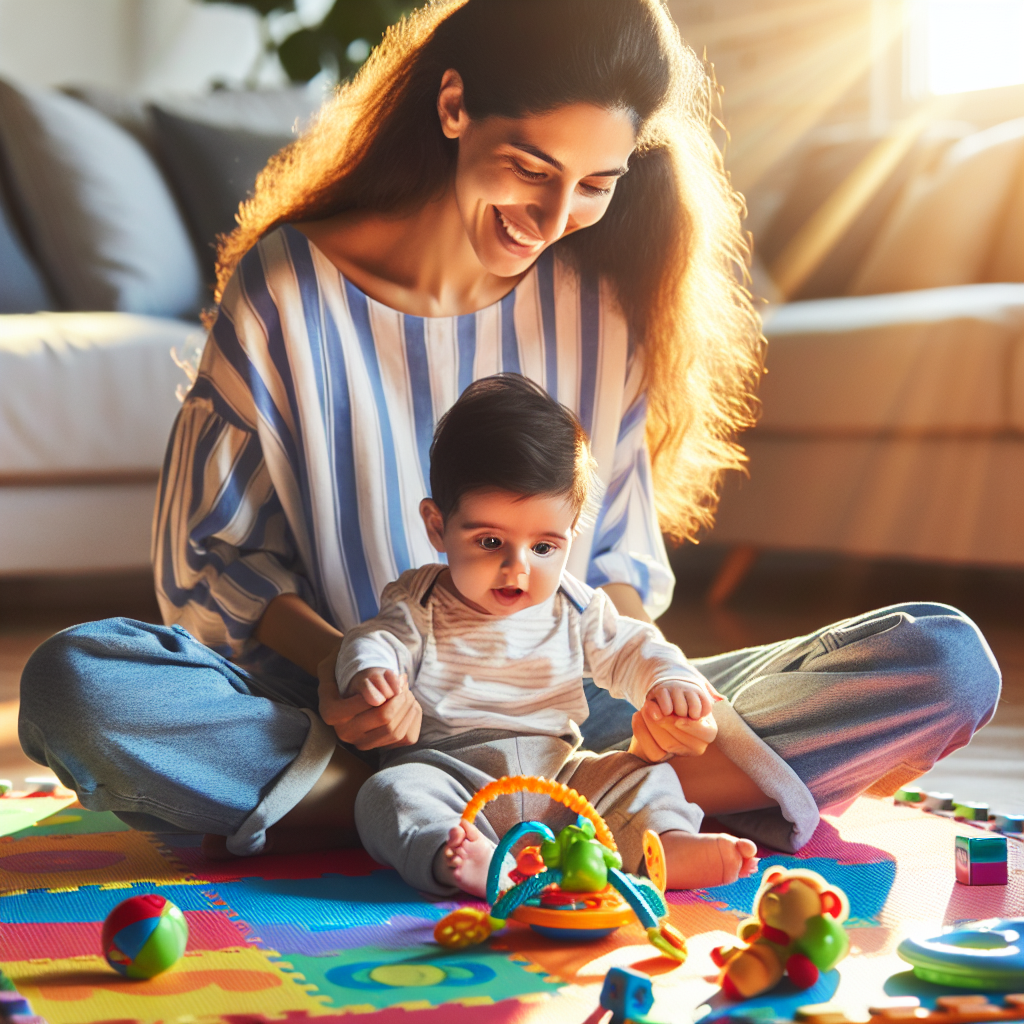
[914, 0, 1024, 95]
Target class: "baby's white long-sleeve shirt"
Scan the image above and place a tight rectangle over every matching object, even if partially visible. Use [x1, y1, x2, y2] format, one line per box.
[335, 565, 705, 745]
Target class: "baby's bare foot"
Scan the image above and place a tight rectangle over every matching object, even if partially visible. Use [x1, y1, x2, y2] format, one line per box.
[660, 831, 759, 889]
[433, 819, 495, 896]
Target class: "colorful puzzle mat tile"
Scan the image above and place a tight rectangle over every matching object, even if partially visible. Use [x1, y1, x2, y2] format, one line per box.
[270, 943, 564, 1011]
[0, 794, 1020, 1023]
[3, 947, 326, 1024]
[0, 828, 191, 890]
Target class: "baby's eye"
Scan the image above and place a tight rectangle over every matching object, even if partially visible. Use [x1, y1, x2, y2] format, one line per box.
[532, 542, 556, 556]
[479, 536, 502, 551]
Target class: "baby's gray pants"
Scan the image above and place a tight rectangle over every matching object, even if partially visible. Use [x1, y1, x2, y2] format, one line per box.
[354, 731, 699, 896]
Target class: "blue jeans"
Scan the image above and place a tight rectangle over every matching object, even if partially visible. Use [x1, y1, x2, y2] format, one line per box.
[20, 603, 1000, 853]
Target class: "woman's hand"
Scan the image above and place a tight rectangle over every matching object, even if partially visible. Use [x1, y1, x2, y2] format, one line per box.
[316, 642, 422, 750]
[629, 705, 718, 761]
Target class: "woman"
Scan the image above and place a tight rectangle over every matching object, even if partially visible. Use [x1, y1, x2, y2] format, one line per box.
[20, 0, 998, 868]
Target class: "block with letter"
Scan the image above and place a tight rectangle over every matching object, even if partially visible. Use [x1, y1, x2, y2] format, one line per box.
[954, 834, 1007, 886]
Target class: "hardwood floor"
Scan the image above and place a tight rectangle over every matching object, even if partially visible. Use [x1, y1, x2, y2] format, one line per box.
[2, 550, 1021, 811]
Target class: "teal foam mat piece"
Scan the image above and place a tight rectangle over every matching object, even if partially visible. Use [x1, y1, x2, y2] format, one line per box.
[271, 943, 560, 1010]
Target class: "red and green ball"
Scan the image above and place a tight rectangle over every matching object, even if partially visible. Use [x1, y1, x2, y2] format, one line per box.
[101, 894, 188, 978]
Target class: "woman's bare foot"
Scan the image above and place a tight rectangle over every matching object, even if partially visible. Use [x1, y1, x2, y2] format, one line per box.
[660, 830, 759, 889]
[433, 819, 495, 896]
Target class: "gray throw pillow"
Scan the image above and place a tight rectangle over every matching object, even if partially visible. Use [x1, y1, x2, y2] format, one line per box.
[149, 105, 293, 285]
[0, 79, 204, 317]
[0, 177, 55, 313]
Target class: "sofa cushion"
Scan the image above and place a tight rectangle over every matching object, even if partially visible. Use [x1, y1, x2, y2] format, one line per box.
[0, 79, 204, 317]
[0, 313, 198, 476]
[149, 106, 294, 284]
[65, 83, 322, 154]
[849, 119, 1024, 295]
[0, 177, 54, 313]
[760, 284, 1024, 433]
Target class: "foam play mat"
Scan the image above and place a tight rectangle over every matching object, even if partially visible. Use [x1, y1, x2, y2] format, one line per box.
[0, 794, 1020, 1023]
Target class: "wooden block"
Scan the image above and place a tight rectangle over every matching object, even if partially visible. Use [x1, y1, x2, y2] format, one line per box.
[794, 1003, 859, 1023]
[895, 787, 925, 805]
[922, 792, 955, 811]
[872, 1008, 929, 1020]
[955, 835, 1008, 885]
[992, 812, 1024, 833]
[868, 997, 921, 1015]
[953, 801, 990, 821]
[935, 995, 997, 1011]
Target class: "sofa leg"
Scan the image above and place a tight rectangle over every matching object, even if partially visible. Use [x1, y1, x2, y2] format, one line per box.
[706, 545, 760, 607]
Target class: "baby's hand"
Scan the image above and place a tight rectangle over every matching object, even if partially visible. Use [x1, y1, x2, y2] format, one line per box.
[630, 675, 721, 761]
[347, 667, 407, 707]
[646, 676, 720, 722]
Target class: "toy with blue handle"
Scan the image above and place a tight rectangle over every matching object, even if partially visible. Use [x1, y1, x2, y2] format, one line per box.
[432, 775, 688, 960]
[486, 820, 555, 904]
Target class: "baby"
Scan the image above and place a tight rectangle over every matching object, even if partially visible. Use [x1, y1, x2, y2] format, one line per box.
[336, 374, 758, 896]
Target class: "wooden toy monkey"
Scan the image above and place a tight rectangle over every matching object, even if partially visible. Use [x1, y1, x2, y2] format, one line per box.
[711, 866, 850, 1000]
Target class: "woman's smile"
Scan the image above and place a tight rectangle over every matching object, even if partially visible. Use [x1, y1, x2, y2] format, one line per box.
[493, 206, 544, 255]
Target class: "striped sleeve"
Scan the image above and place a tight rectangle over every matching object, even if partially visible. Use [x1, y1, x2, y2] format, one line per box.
[152, 273, 313, 658]
[585, 356, 674, 619]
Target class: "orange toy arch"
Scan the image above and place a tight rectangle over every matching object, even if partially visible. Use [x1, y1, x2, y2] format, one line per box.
[461, 775, 617, 853]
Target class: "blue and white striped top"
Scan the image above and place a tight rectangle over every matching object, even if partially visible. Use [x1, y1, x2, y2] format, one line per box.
[153, 225, 673, 680]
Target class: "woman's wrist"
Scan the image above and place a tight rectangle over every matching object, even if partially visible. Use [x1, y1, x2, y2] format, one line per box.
[255, 593, 343, 676]
[600, 582, 651, 623]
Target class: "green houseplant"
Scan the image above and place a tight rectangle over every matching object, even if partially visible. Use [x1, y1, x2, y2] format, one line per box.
[209, 0, 410, 85]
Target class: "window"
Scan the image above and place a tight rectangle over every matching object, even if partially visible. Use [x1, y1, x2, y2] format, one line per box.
[906, 0, 1024, 96]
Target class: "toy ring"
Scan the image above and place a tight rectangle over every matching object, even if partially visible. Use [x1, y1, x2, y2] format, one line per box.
[433, 775, 686, 962]
[897, 918, 1024, 990]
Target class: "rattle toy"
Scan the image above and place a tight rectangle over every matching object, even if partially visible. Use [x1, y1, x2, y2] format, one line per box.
[102, 894, 188, 979]
[711, 866, 850, 1000]
[432, 775, 687, 961]
[897, 917, 1024, 990]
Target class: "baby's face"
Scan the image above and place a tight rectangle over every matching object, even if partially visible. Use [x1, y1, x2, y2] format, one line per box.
[424, 488, 576, 616]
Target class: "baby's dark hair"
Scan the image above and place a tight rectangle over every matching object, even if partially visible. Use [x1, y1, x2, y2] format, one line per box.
[429, 374, 596, 523]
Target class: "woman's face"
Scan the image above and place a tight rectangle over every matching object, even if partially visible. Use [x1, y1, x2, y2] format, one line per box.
[438, 72, 637, 278]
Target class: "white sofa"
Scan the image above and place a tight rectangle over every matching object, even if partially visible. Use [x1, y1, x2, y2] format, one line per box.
[0, 313, 194, 573]
[0, 79, 321, 575]
[711, 119, 1024, 569]
[713, 285, 1024, 566]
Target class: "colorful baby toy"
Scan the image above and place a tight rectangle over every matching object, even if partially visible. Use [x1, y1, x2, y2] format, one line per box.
[711, 866, 851, 1000]
[432, 775, 687, 960]
[897, 918, 1024, 990]
[102, 894, 188, 979]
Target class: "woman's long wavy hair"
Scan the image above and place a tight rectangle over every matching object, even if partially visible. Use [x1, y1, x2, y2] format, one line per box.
[216, 0, 764, 543]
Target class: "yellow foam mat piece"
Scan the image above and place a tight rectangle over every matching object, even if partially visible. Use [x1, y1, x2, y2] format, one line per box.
[0, 829, 190, 891]
[5, 946, 329, 1024]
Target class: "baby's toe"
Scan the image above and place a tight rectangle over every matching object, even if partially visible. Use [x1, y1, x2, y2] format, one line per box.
[740, 856, 760, 878]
